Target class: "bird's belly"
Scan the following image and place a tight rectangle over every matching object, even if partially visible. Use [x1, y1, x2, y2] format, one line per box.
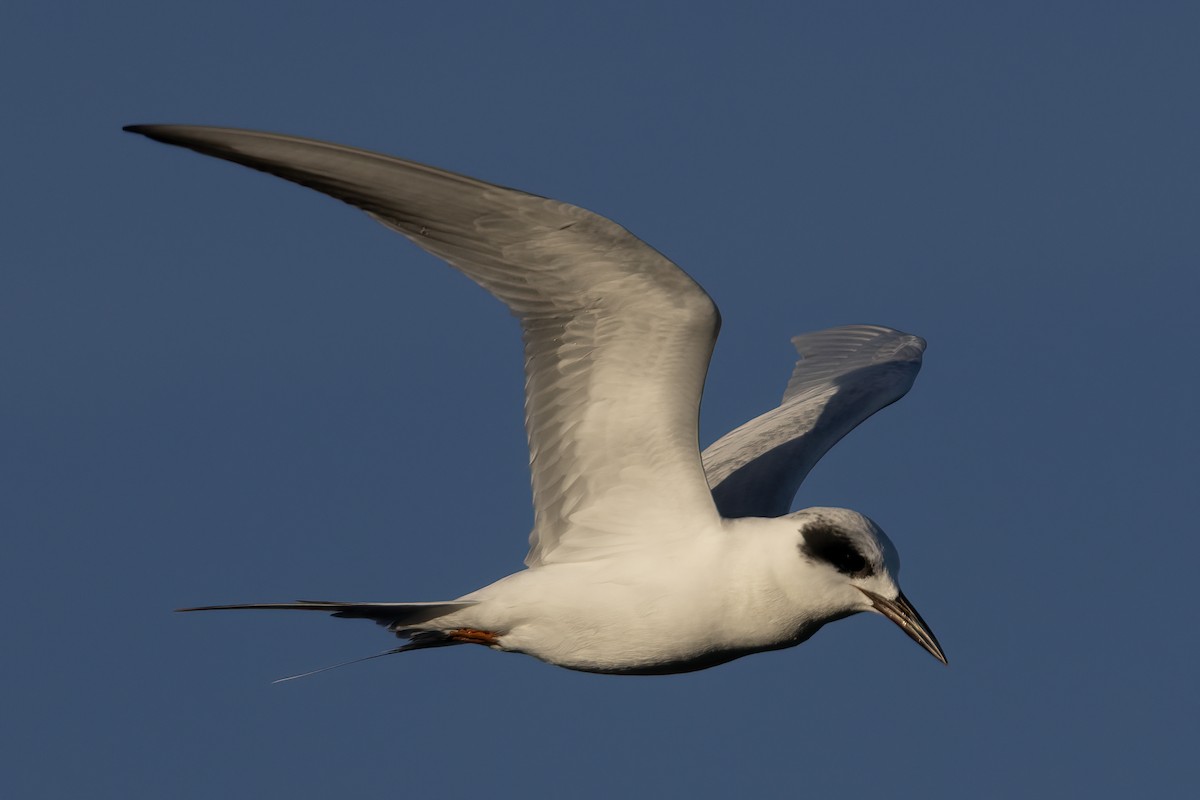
[570, 632, 824, 675]
[488, 588, 820, 675]
[453, 540, 830, 674]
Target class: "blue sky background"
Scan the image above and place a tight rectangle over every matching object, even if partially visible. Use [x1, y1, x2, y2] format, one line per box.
[4, 2, 1198, 797]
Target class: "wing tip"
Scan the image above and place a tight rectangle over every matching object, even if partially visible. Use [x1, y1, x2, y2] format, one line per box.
[790, 324, 926, 363]
[123, 123, 173, 141]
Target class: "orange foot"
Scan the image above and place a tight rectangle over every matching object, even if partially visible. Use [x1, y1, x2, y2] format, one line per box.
[447, 628, 500, 646]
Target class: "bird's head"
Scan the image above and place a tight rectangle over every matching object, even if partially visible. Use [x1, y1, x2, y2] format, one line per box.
[789, 507, 946, 664]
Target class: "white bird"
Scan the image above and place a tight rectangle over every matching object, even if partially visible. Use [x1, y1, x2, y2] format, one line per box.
[127, 124, 946, 678]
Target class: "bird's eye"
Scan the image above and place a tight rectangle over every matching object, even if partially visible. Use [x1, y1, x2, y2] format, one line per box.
[800, 524, 873, 578]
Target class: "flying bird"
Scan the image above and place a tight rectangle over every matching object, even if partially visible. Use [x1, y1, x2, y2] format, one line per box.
[126, 124, 946, 678]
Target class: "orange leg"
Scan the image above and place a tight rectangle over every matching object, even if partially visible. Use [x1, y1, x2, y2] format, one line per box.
[447, 628, 500, 646]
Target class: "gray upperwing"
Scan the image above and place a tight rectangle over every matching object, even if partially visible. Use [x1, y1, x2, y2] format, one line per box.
[126, 124, 722, 569]
[702, 325, 925, 519]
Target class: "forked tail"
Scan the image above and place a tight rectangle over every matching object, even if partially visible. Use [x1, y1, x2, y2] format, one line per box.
[270, 632, 465, 683]
[177, 600, 479, 682]
[177, 599, 476, 631]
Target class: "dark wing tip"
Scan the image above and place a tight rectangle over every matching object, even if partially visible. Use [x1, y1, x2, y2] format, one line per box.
[124, 124, 196, 151]
[123, 124, 165, 138]
[123, 124, 200, 147]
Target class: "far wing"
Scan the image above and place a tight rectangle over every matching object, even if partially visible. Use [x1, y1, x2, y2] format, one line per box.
[127, 125, 722, 567]
[702, 325, 925, 519]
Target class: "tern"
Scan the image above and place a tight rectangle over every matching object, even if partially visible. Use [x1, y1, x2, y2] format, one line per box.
[127, 124, 946, 677]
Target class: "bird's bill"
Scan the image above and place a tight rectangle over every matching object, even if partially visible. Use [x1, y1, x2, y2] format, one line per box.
[858, 588, 947, 665]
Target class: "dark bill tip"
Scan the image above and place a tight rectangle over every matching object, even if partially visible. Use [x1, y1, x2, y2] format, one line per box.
[858, 587, 947, 665]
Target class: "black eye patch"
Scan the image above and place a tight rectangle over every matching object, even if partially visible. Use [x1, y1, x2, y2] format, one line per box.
[799, 524, 873, 578]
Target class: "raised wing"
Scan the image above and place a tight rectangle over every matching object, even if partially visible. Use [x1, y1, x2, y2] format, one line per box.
[127, 125, 722, 566]
[702, 325, 925, 518]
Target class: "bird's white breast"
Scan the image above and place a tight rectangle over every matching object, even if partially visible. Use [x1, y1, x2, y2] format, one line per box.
[443, 518, 831, 673]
